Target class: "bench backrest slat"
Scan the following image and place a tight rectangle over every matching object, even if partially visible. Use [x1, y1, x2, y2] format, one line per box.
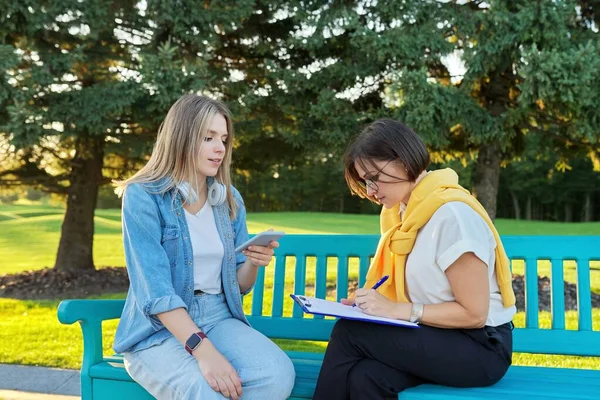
[251, 267, 266, 316]
[271, 255, 287, 317]
[314, 256, 328, 319]
[577, 258, 593, 331]
[292, 256, 307, 318]
[245, 234, 599, 357]
[248, 316, 335, 341]
[359, 256, 370, 287]
[525, 257, 539, 329]
[550, 259, 566, 330]
[336, 257, 349, 301]
[502, 236, 600, 260]
[513, 329, 600, 356]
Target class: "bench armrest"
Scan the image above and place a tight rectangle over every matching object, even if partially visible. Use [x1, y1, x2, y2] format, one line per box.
[58, 299, 125, 325]
[57, 299, 125, 371]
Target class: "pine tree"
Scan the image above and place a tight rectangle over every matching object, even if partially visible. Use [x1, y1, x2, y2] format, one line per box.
[280, 0, 600, 219]
[0, 0, 209, 271]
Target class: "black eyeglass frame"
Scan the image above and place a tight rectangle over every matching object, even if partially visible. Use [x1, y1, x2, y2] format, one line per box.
[358, 160, 411, 192]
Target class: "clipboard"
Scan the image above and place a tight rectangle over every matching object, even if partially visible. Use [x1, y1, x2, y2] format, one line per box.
[290, 294, 419, 328]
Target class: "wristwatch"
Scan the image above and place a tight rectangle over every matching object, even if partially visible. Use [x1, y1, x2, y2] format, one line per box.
[185, 331, 208, 355]
[409, 303, 424, 323]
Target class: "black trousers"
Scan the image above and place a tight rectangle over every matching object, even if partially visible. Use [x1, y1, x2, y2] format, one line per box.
[313, 319, 513, 400]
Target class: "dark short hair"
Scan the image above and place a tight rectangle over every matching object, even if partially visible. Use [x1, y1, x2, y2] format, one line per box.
[344, 118, 430, 200]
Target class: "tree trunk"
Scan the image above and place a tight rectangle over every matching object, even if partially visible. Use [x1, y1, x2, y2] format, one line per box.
[54, 136, 105, 272]
[526, 196, 532, 220]
[582, 192, 593, 222]
[473, 142, 502, 221]
[510, 190, 521, 220]
[564, 202, 572, 222]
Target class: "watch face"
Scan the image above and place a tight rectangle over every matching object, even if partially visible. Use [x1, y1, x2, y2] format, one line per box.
[186, 333, 203, 349]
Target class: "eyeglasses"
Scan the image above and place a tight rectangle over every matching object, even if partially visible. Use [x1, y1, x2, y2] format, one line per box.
[358, 160, 410, 192]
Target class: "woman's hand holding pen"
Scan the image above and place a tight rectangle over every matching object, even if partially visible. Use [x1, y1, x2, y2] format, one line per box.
[352, 288, 412, 320]
[194, 339, 242, 400]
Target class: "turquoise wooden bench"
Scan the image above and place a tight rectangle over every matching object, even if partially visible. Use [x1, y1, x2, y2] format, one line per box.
[58, 235, 600, 399]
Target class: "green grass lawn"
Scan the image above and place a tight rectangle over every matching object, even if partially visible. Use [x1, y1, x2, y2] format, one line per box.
[1, 295, 599, 371]
[2, 204, 599, 293]
[1, 203, 600, 371]
[2, 203, 600, 275]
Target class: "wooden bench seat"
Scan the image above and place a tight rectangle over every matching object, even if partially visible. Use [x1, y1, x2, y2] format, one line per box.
[78, 353, 600, 399]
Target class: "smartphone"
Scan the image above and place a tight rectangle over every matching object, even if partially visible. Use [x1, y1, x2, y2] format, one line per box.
[235, 231, 286, 252]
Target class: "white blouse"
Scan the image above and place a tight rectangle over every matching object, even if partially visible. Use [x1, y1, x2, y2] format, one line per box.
[184, 201, 224, 294]
[403, 201, 516, 326]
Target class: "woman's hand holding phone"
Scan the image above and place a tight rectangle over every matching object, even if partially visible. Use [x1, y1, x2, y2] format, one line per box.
[240, 229, 284, 267]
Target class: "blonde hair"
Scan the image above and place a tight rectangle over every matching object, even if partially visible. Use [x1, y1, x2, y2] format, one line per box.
[115, 94, 237, 217]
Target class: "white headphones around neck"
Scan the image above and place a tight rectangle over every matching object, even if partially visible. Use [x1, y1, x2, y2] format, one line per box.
[178, 181, 226, 207]
[208, 181, 227, 206]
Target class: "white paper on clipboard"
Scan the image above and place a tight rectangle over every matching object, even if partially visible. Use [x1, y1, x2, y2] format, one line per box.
[290, 294, 419, 328]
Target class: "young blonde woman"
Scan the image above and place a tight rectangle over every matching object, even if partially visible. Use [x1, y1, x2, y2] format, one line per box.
[313, 119, 516, 400]
[113, 94, 295, 400]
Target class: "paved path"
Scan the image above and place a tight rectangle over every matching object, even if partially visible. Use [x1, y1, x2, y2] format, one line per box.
[0, 364, 80, 399]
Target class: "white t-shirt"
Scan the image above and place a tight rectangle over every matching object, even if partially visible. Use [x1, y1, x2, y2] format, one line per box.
[184, 201, 224, 294]
[404, 201, 516, 326]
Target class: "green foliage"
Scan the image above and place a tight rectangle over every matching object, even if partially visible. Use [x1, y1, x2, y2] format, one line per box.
[0, 0, 214, 189]
[265, 0, 600, 218]
[2, 1, 600, 242]
[519, 41, 600, 142]
[0, 0, 305, 269]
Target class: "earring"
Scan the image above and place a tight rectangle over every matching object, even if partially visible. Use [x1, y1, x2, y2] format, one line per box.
[208, 181, 226, 206]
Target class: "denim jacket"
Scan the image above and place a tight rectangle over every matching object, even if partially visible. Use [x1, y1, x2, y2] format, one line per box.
[113, 177, 250, 354]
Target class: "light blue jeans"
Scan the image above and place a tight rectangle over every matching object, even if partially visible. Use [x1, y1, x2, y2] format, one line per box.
[123, 293, 295, 399]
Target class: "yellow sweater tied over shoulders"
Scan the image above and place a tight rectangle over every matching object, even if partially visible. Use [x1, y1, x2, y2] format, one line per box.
[365, 168, 516, 308]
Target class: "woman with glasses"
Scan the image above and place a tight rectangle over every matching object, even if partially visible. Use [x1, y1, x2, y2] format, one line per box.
[313, 119, 516, 400]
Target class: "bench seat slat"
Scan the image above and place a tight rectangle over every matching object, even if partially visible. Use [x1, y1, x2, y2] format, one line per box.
[402, 389, 597, 400]
[403, 373, 600, 399]
[89, 358, 600, 399]
[94, 359, 600, 384]
[286, 351, 325, 361]
[92, 379, 154, 400]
